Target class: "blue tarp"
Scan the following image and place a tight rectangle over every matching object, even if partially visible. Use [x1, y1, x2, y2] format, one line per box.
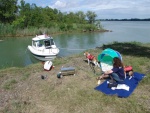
[94, 72, 145, 98]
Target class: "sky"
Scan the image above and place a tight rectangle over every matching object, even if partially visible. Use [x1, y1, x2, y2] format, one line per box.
[22, 0, 150, 19]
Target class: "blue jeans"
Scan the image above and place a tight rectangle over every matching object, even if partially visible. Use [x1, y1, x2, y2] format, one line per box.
[110, 73, 124, 82]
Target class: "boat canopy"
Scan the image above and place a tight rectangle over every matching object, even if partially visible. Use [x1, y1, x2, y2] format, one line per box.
[32, 35, 52, 41]
[32, 35, 55, 47]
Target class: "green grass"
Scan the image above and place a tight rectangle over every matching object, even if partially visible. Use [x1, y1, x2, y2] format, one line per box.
[0, 42, 150, 113]
[0, 23, 105, 38]
[3, 79, 17, 90]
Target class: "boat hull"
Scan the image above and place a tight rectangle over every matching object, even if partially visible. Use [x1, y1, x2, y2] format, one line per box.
[28, 45, 59, 61]
[33, 54, 56, 61]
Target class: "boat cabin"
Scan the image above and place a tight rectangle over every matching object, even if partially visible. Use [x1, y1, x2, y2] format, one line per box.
[32, 35, 55, 48]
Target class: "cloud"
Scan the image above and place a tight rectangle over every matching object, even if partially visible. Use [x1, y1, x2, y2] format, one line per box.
[24, 0, 150, 19]
[52, 1, 66, 8]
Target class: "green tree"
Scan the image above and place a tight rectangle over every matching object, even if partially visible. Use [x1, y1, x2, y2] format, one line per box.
[95, 20, 102, 29]
[0, 0, 18, 23]
[53, 8, 58, 14]
[76, 11, 86, 23]
[12, 16, 25, 28]
[18, 0, 31, 27]
[19, 0, 43, 27]
[29, 5, 43, 27]
[86, 11, 97, 24]
[41, 6, 58, 27]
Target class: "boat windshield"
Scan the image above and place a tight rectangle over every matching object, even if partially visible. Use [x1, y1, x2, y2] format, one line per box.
[50, 39, 54, 45]
[33, 41, 41, 47]
[44, 39, 54, 47]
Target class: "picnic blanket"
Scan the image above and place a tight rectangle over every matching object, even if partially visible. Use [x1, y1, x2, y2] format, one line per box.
[94, 72, 145, 98]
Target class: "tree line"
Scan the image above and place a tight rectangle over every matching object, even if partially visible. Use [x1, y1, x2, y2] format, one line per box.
[100, 18, 150, 21]
[0, 0, 102, 37]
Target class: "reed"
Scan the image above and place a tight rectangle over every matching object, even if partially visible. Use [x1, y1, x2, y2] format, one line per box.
[0, 23, 104, 38]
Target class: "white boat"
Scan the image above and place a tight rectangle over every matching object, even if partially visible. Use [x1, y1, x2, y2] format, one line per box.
[28, 35, 59, 61]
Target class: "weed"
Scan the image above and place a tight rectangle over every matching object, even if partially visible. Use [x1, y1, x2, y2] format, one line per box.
[3, 79, 17, 90]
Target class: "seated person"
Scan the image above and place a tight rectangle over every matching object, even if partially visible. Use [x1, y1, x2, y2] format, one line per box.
[97, 57, 125, 82]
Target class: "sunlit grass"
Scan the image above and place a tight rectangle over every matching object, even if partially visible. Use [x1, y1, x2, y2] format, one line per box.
[0, 42, 150, 113]
[3, 79, 17, 90]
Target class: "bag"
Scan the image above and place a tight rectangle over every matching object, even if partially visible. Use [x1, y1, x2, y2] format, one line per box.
[108, 80, 118, 88]
[44, 61, 53, 71]
[124, 66, 133, 72]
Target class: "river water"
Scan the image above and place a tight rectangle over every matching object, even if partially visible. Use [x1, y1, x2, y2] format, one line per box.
[0, 21, 150, 69]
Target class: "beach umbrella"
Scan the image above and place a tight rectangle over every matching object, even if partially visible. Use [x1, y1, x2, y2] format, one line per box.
[98, 48, 122, 71]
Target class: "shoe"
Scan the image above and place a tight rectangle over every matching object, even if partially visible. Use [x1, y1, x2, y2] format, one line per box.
[97, 80, 101, 85]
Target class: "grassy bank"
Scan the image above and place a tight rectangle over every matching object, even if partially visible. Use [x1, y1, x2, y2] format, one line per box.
[0, 42, 150, 113]
[0, 23, 106, 38]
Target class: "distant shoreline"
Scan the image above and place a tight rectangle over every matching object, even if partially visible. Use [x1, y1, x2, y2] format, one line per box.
[99, 19, 150, 21]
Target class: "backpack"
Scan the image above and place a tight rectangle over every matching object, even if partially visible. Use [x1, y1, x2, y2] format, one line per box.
[124, 66, 133, 72]
[108, 80, 118, 88]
